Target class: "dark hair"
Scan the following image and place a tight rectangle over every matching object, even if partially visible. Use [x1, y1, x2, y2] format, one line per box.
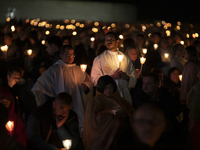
[105, 32, 118, 40]
[185, 46, 198, 64]
[60, 45, 74, 54]
[7, 67, 22, 77]
[123, 38, 136, 53]
[193, 40, 200, 47]
[167, 67, 180, 79]
[173, 44, 184, 54]
[96, 45, 107, 56]
[143, 72, 160, 86]
[152, 32, 161, 38]
[55, 92, 72, 105]
[4, 33, 13, 39]
[0, 104, 9, 127]
[96, 75, 117, 94]
[46, 35, 62, 49]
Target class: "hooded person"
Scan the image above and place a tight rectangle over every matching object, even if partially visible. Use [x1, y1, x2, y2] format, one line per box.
[83, 75, 134, 150]
[0, 86, 28, 149]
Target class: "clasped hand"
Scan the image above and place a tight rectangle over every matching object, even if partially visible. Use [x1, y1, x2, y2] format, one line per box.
[111, 68, 129, 80]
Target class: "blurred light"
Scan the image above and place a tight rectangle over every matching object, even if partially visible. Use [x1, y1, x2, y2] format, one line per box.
[107, 26, 111, 30]
[90, 37, 95, 41]
[45, 24, 50, 28]
[45, 30, 50, 35]
[148, 33, 151, 37]
[180, 41, 184, 45]
[150, 24, 154, 27]
[41, 40, 45, 45]
[162, 21, 165, 25]
[177, 21, 181, 26]
[37, 18, 40, 22]
[195, 33, 199, 38]
[119, 35, 123, 40]
[120, 44, 124, 47]
[72, 31, 77, 36]
[168, 23, 171, 27]
[75, 22, 80, 26]
[34, 21, 38, 26]
[60, 25, 65, 30]
[25, 19, 29, 23]
[176, 26, 180, 30]
[80, 24, 84, 28]
[56, 24, 60, 29]
[6, 17, 11, 22]
[94, 22, 99, 26]
[11, 25, 15, 32]
[102, 26, 106, 29]
[190, 24, 193, 28]
[64, 19, 69, 24]
[72, 25, 76, 30]
[38, 22, 42, 27]
[192, 33, 196, 38]
[142, 25, 146, 32]
[111, 23, 116, 28]
[166, 30, 171, 36]
[125, 24, 130, 28]
[157, 22, 161, 27]
[49, 24, 53, 28]
[164, 25, 168, 29]
[186, 34, 190, 38]
[131, 26, 135, 30]
[71, 19, 75, 24]
[92, 27, 98, 33]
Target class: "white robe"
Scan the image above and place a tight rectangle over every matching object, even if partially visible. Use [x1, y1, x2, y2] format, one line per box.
[31, 60, 93, 136]
[91, 50, 137, 105]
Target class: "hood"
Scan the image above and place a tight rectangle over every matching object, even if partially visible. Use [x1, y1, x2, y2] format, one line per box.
[0, 86, 15, 115]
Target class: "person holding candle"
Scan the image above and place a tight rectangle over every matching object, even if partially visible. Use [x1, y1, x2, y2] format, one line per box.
[27, 92, 82, 150]
[91, 32, 137, 105]
[31, 45, 93, 136]
[0, 86, 28, 149]
[83, 75, 134, 150]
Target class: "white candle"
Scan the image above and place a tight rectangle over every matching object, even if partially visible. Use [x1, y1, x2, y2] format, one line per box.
[142, 48, 147, 54]
[90, 37, 95, 48]
[179, 75, 182, 81]
[164, 53, 169, 59]
[27, 49, 32, 67]
[154, 44, 158, 50]
[41, 40, 45, 45]
[11, 25, 15, 32]
[119, 35, 123, 40]
[1, 45, 8, 60]
[118, 54, 124, 69]
[140, 57, 146, 72]
[80, 64, 87, 72]
[62, 139, 72, 150]
[6, 121, 14, 136]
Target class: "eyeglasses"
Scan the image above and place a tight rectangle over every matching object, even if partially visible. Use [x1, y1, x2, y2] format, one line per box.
[65, 54, 75, 58]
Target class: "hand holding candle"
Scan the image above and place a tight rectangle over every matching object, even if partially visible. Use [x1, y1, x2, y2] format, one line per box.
[5, 121, 14, 136]
[27, 49, 33, 67]
[80, 64, 87, 72]
[63, 139, 72, 150]
[118, 54, 124, 69]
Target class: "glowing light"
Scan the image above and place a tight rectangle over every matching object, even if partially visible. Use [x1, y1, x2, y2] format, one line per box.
[45, 24, 50, 28]
[92, 27, 98, 33]
[6, 121, 14, 132]
[107, 26, 111, 30]
[118, 55, 124, 62]
[195, 33, 199, 38]
[71, 19, 76, 24]
[179, 75, 182, 81]
[150, 24, 154, 27]
[164, 25, 168, 29]
[142, 48, 147, 54]
[1, 45, 8, 52]
[120, 44, 124, 47]
[162, 21, 166, 25]
[148, 33, 151, 37]
[11, 25, 15, 32]
[119, 35, 123, 40]
[75, 22, 80, 26]
[131, 26, 135, 30]
[72, 31, 77, 36]
[56, 24, 60, 29]
[94, 22, 99, 26]
[6, 17, 11, 22]
[140, 57, 146, 64]
[80, 64, 87, 72]
[60, 25, 65, 30]
[90, 37, 95, 42]
[164, 53, 169, 58]
[166, 30, 171, 36]
[80, 24, 84, 28]
[102, 26, 107, 30]
[27, 49, 32, 56]
[186, 34, 190, 38]
[177, 21, 181, 26]
[142, 25, 146, 32]
[176, 26, 180, 30]
[64, 19, 69, 24]
[62, 139, 72, 150]
[168, 23, 172, 27]
[180, 41, 184, 45]
[192, 33, 196, 38]
[111, 23, 116, 28]
[25, 19, 29, 23]
[157, 22, 161, 27]
[154, 44, 158, 50]
[41, 40, 45, 45]
[45, 30, 50, 35]
[125, 24, 130, 28]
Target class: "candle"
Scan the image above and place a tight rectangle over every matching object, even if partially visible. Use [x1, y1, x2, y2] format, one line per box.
[164, 53, 169, 59]
[180, 41, 184, 45]
[27, 49, 32, 67]
[62, 139, 72, 150]
[119, 35, 123, 40]
[142, 48, 147, 54]
[41, 40, 45, 45]
[140, 57, 146, 72]
[1, 45, 8, 60]
[90, 37, 95, 48]
[45, 30, 50, 35]
[118, 54, 124, 69]
[179, 75, 182, 81]
[80, 64, 87, 72]
[11, 25, 15, 32]
[154, 44, 158, 50]
[6, 121, 14, 136]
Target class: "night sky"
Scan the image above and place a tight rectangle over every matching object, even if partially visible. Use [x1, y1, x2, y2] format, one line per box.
[76, 0, 200, 23]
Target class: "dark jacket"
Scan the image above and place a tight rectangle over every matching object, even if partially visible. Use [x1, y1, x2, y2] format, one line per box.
[27, 100, 82, 150]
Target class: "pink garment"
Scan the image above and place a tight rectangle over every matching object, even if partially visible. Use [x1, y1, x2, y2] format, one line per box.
[180, 62, 199, 101]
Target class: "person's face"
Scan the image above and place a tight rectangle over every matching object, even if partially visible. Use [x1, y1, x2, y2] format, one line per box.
[142, 77, 158, 95]
[63, 39, 70, 46]
[0, 98, 11, 109]
[53, 100, 71, 121]
[60, 49, 75, 64]
[176, 46, 185, 57]
[4, 36, 12, 45]
[134, 109, 166, 147]
[170, 70, 179, 84]
[46, 42, 55, 56]
[105, 34, 118, 51]
[7, 72, 21, 88]
[160, 39, 169, 50]
[175, 35, 181, 44]
[128, 48, 138, 61]
[152, 35, 160, 44]
[103, 83, 114, 97]
[184, 50, 190, 61]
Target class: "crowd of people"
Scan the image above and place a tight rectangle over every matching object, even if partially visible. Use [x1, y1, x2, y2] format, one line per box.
[0, 18, 200, 150]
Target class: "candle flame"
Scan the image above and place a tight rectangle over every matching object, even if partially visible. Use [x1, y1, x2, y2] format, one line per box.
[118, 55, 124, 62]
[6, 121, 14, 132]
[180, 41, 184, 45]
[90, 37, 95, 42]
[63, 139, 72, 149]
[142, 48, 147, 54]
[140, 57, 146, 64]
[154, 44, 158, 50]
[1, 45, 8, 52]
[164, 53, 169, 58]
[80, 64, 87, 72]
[179, 75, 182, 81]
[27, 49, 32, 56]
[41, 40, 45, 45]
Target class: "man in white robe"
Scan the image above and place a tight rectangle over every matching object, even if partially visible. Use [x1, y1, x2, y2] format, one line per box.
[31, 45, 93, 136]
[91, 32, 137, 105]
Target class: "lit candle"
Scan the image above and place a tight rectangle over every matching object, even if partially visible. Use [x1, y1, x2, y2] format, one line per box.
[142, 48, 147, 54]
[180, 41, 184, 45]
[164, 53, 169, 59]
[41, 40, 45, 45]
[154, 44, 158, 50]
[1, 45, 8, 60]
[140, 57, 146, 72]
[27, 49, 32, 67]
[80, 64, 87, 73]
[90, 37, 95, 48]
[179, 75, 182, 81]
[118, 54, 124, 69]
[6, 121, 14, 136]
[119, 35, 123, 40]
[62, 139, 72, 150]
[45, 30, 50, 35]
[11, 25, 15, 32]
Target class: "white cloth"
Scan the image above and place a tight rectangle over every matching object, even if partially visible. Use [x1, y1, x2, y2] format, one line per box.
[31, 60, 93, 136]
[91, 50, 137, 105]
